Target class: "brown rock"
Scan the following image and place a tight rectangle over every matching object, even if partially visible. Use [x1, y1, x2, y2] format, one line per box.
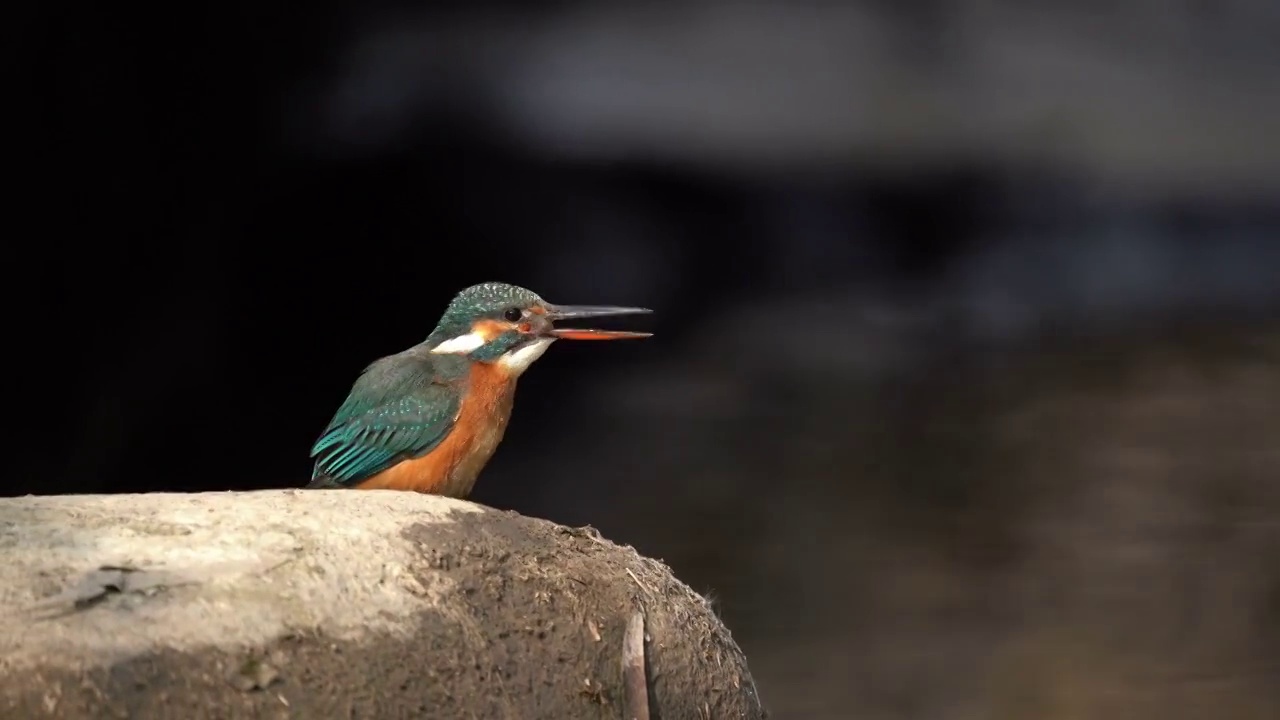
[0, 490, 764, 719]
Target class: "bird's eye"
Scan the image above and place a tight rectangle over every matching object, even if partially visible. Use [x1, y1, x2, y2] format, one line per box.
[503, 307, 523, 322]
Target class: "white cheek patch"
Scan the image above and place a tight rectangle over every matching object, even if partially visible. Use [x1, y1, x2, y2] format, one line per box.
[430, 332, 487, 355]
[498, 338, 555, 376]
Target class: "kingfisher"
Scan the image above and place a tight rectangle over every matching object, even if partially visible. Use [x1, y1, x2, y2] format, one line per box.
[306, 281, 651, 497]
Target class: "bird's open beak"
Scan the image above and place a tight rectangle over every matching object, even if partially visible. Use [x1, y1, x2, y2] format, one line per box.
[544, 304, 653, 340]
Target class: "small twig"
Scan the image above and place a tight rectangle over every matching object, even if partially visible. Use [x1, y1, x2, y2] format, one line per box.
[625, 568, 654, 595]
[622, 611, 650, 720]
[262, 557, 296, 575]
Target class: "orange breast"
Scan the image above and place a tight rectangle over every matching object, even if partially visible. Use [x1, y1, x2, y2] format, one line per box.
[355, 363, 517, 497]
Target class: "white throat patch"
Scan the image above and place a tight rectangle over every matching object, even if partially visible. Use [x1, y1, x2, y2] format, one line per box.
[430, 332, 487, 355]
[497, 337, 555, 376]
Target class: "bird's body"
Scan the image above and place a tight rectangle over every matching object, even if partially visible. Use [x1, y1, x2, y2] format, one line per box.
[308, 348, 516, 496]
[307, 282, 649, 497]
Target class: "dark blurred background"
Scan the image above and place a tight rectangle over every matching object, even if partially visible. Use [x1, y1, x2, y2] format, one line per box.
[18, 2, 1280, 718]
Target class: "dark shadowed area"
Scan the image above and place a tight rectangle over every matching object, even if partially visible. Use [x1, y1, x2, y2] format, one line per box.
[18, 1, 1280, 717]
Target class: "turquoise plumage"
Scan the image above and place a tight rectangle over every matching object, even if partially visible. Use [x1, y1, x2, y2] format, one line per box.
[307, 351, 464, 488]
[305, 281, 651, 496]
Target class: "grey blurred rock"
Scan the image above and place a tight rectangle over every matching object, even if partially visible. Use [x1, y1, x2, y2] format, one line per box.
[307, 1, 1280, 195]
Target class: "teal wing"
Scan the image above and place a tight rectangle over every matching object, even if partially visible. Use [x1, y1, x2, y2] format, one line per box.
[308, 358, 463, 488]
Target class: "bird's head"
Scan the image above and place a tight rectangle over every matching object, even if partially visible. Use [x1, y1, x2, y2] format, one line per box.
[425, 282, 652, 376]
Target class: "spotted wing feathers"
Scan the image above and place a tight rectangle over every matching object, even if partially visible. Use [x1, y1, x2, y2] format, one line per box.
[308, 357, 462, 488]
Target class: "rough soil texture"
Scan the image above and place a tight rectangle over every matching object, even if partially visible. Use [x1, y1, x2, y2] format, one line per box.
[0, 490, 764, 719]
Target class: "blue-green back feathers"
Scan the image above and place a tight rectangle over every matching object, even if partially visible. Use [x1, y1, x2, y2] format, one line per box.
[308, 350, 465, 488]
